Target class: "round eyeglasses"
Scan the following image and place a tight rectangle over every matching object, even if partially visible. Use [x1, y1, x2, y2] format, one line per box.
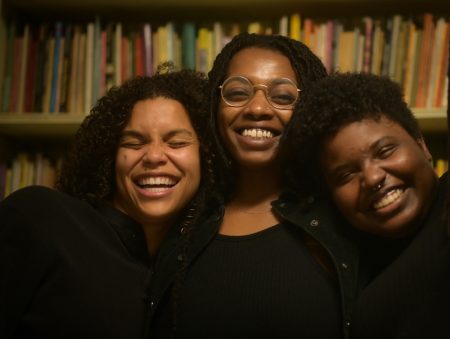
[219, 75, 300, 110]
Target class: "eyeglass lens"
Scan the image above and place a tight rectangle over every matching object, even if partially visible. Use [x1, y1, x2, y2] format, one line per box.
[221, 76, 299, 109]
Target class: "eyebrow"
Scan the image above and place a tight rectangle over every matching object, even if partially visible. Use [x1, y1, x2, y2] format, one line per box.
[326, 136, 395, 174]
[165, 129, 196, 138]
[120, 129, 196, 139]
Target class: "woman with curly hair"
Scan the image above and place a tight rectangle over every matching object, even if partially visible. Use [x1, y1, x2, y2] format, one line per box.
[285, 72, 449, 339]
[160, 33, 358, 339]
[0, 67, 218, 339]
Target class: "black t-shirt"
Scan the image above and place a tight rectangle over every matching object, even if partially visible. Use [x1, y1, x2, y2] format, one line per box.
[176, 222, 343, 339]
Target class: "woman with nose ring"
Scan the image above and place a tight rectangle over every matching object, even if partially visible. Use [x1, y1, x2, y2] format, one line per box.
[157, 33, 359, 339]
[285, 72, 449, 339]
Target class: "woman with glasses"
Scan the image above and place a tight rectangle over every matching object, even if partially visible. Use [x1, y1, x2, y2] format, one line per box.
[152, 33, 359, 339]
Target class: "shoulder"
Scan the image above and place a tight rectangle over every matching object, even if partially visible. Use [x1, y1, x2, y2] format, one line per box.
[0, 185, 82, 212]
[0, 186, 96, 235]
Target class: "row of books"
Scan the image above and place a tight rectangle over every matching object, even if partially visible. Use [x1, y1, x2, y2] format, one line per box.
[0, 12, 448, 115]
[0, 152, 60, 200]
[0, 152, 447, 201]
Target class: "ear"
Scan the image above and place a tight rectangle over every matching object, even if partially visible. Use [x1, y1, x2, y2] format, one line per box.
[416, 136, 433, 163]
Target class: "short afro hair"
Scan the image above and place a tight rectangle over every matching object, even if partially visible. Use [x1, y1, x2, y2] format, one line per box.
[283, 72, 422, 193]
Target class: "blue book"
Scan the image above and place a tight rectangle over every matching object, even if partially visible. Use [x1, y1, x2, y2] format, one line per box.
[182, 22, 196, 70]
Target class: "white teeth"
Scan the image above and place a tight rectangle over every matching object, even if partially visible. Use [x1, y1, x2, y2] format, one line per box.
[138, 176, 176, 186]
[241, 129, 274, 139]
[373, 189, 403, 209]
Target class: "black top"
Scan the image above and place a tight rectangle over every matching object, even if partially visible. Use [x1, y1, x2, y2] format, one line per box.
[176, 222, 343, 339]
[350, 173, 450, 339]
[0, 186, 153, 339]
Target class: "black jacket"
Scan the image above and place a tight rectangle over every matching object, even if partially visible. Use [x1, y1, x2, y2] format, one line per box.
[0, 186, 359, 339]
[150, 192, 360, 339]
[0, 186, 153, 339]
[349, 173, 450, 339]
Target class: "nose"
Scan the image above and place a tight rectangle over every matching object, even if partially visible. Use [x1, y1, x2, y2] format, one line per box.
[142, 142, 167, 166]
[244, 88, 274, 120]
[361, 162, 386, 191]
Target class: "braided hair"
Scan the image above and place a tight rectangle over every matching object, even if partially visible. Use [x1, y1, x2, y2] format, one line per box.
[171, 33, 328, 336]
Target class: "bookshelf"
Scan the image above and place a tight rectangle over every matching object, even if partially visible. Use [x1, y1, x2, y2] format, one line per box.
[0, 0, 449, 198]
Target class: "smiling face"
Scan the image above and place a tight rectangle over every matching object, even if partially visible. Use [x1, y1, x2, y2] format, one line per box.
[113, 97, 201, 229]
[218, 47, 297, 170]
[320, 117, 438, 238]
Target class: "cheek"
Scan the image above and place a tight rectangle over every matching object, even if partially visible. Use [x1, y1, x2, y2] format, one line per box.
[279, 110, 294, 125]
[332, 186, 358, 219]
[115, 152, 129, 174]
[178, 150, 202, 181]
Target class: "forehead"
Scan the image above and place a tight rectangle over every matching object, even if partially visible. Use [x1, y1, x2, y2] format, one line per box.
[126, 97, 195, 131]
[322, 117, 412, 154]
[227, 47, 296, 83]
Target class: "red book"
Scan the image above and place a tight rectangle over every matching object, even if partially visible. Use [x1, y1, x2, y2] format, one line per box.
[121, 36, 130, 82]
[134, 32, 144, 76]
[362, 17, 373, 74]
[415, 13, 435, 108]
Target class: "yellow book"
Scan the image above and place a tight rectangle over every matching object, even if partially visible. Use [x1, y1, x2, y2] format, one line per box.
[370, 21, 384, 75]
[248, 22, 262, 34]
[435, 159, 448, 177]
[403, 21, 417, 105]
[289, 13, 301, 41]
[338, 31, 356, 72]
[157, 25, 168, 65]
[196, 27, 212, 73]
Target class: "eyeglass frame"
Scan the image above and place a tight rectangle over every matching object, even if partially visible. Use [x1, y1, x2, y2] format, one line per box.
[218, 75, 301, 110]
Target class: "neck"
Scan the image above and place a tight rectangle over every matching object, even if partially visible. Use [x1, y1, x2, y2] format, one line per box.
[231, 165, 282, 208]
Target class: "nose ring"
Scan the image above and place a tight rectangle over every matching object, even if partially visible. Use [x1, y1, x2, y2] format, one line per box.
[372, 183, 383, 192]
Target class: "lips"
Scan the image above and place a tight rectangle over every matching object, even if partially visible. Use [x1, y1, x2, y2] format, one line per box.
[372, 187, 404, 210]
[135, 175, 178, 193]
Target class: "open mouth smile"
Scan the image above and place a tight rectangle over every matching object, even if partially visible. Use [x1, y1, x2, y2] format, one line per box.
[136, 176, 178, 193]
[373, 188, 404, 210]
[238, 128, 279, 139]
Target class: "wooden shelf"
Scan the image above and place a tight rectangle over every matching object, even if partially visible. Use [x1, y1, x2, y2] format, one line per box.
[413, 108, 448, 133]
[0, 113, 85, 138]
[0, 107, 447, 139]
[4, 0, 450, 21]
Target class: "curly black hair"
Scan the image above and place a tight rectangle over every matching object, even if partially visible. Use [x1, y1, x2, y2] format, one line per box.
[206, 32, 328, 199]
[57, 65, 214, 205]
[283, 72, 422, 194]
[57, 65, 220, 337]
